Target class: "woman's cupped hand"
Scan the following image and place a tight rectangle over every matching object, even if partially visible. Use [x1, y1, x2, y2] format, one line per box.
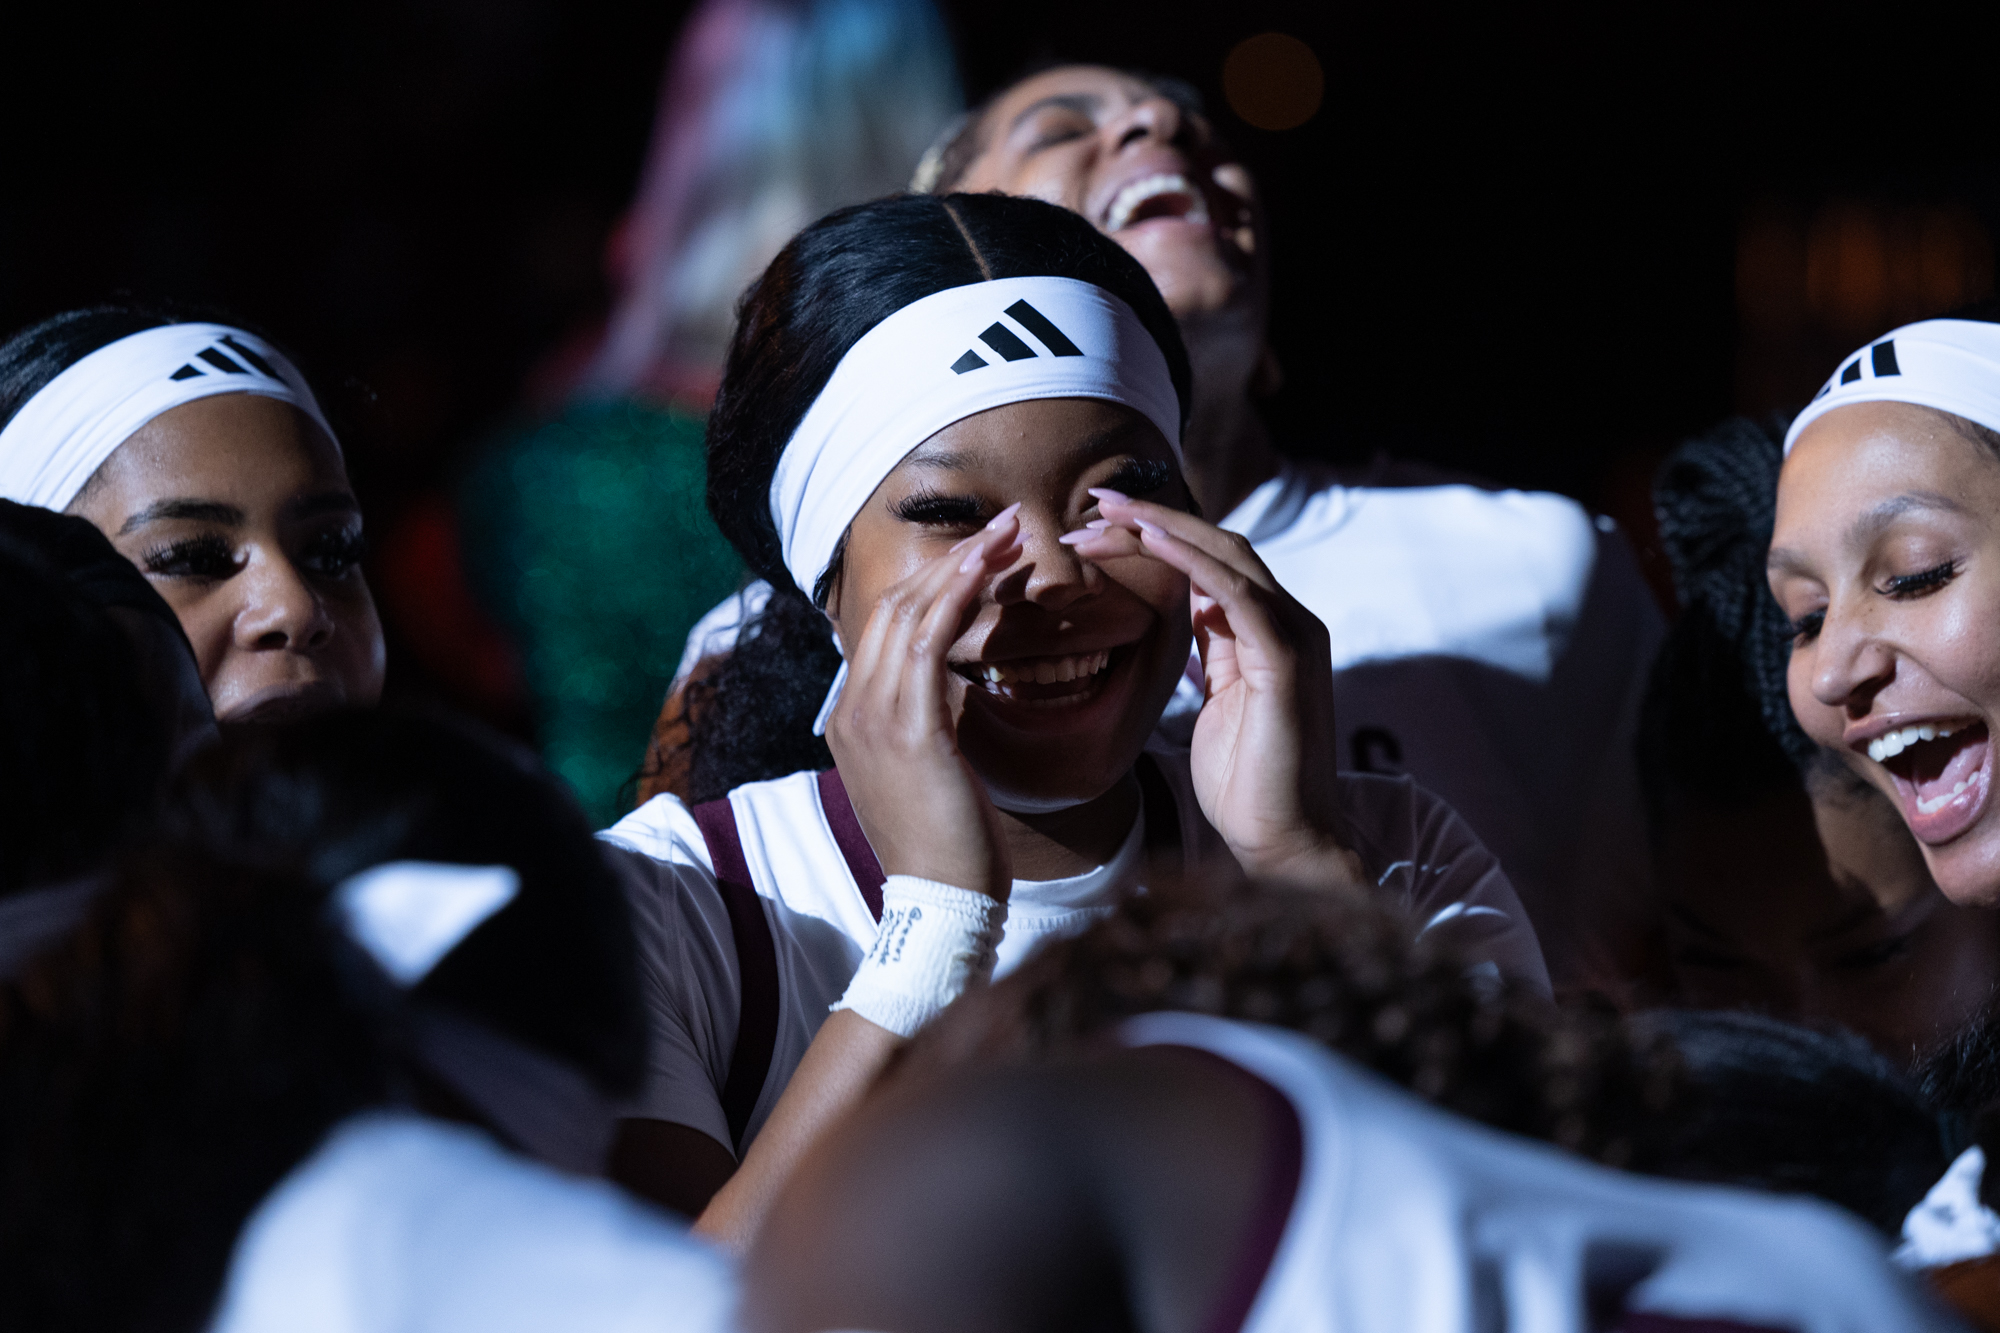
[821, 506, 1023, 902]
[1061, 491, 1365, 888]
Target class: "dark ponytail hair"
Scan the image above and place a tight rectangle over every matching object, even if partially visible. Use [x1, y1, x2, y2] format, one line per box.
[1638, 410, 1831, 835]
[685, 192, 1192, 802]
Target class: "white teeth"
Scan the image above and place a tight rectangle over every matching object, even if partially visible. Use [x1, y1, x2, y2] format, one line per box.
[1104, 173, 1212, 233]
[1917, 778, 1978, 816]
[972, 650, 1112, 688]
[1867, 723, 1963, 764]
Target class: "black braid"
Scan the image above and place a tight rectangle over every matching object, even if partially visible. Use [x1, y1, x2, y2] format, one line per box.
[1643, 411, 1820, 803]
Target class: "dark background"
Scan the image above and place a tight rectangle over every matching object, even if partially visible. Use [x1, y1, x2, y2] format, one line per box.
[3, 1, 1993, 718]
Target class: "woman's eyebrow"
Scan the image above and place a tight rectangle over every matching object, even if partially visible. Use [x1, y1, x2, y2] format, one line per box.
[1765, 545, 1813, 580]
[900, 446, 978, 473]
[1007, 92, 1100, 136]
[899, 418, 1151, 474]
[287, 489, 362, 521]
[1767, 490, 1968, 578]
[117, 499, 244, 534]
[1076, 418, 1151, 459]
[1843, 491, 1965, 549]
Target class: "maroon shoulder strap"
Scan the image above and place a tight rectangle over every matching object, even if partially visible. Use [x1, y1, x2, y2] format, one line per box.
[816, 768, 887, 922]
[816, 758, 1184, 926]
[690, 796, 780, 1155]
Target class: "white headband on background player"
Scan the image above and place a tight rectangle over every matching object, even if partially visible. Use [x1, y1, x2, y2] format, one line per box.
[1783, 317, 2000, 457]
[769, 274, 1183, 734]
[0, 322, 337, 511]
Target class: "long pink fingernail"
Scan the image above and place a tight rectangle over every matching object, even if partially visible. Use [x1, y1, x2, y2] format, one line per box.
[1057, 530, 1091, 546]
[1088, 488, 1130, 504]
[1135, 517, 1165, 536]
[987, 502, 1022, 528]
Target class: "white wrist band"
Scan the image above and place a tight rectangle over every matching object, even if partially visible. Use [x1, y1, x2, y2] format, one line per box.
[831, 875, 1007, 1038]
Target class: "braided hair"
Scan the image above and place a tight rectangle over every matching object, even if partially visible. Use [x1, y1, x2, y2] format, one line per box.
[1638, 410, 1839, 838]
[684, 192, 1191, 802]
[899, 878, 1688, 1172]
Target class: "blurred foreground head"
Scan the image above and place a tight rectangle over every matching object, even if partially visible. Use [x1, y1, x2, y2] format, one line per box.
[900, 877, 1671, 1164]
[0, 709, 652, 1329]
[157, 707, 647, 1105]
[0, 502, 210, 906]
[746, 878, 1959, 1333]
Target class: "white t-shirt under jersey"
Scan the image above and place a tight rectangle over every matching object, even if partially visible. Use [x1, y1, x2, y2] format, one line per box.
[600, 746, 1549, 1156]
[1189, 462, 1663, 992]
[207, 1111, 737, 1333]
[1123, 1013, 1957, 1333]
[675, 464, 1663, 993]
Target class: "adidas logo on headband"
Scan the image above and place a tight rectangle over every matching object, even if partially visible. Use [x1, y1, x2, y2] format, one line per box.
[166, 334, 285, 384]
[1814, 339, 1902, 399]
[950, 299, 1085, 374]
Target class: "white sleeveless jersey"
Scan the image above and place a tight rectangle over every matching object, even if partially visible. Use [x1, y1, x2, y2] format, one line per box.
[207, 1111, 736, 1333]
[600, 746, 1550, 1156]
[1120, 1013, 1957, 1333]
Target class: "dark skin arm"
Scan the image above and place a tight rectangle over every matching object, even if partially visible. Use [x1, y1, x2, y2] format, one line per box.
[608, 1120, 738, 1218]
[612, 522, 1025, 1238]
[607, 1015, 902, 1233]
[741, 1047, 1281, 1333]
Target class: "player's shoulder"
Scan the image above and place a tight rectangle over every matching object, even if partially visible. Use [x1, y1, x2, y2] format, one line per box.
[600, 767, 824, 864]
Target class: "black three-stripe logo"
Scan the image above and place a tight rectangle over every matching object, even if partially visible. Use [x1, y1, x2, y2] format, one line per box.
[167, 334, 282, 383]
[1817, 339, 1901, 399]
[950, 300, 1085, 374]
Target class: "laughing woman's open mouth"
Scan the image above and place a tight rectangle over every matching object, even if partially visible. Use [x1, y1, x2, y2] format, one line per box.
[1864, 719, 1993, 843]
[953, 643, 1135, 718]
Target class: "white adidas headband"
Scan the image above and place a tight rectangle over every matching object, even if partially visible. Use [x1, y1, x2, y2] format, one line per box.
[1784, 318, 2000, 457]
[770, 275, 1182, 600]
[0, 322, 337, 511]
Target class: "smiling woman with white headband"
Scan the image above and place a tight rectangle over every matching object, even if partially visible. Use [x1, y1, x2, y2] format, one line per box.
[599, 191, 1549, 1246]
[1769, 303, 2000, 907]
[0, 306, 385, 723]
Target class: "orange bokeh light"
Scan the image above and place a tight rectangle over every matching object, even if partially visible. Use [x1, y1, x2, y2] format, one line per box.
[1223, 32, 1324, 132]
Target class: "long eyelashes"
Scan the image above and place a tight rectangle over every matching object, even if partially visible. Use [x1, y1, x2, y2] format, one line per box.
[141, 534, 237, 580]
[1884, 560, 1956, 597]
[890, 458, 1176, 529]
[1101, 457, 1173, 500]
[138, 528, 368, 582]
[892, 491, 985, 526]
[304, 528, 369, 577]
[1786, 560, 1958, 644]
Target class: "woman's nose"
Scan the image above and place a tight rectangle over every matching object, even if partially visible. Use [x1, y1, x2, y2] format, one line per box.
[993, 510, 1096, 611]
[1113, 91, 1186, 152]
[1810, 606, 1896, 713]
[235, 554, 336, 652]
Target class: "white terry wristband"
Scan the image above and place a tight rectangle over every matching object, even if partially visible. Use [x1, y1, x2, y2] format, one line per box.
[831, 876, 1007, 1038]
